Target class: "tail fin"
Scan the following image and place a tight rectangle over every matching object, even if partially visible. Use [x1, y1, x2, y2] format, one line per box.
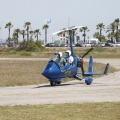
[88, 56, 93, 73]
[103, 63, 109, 74]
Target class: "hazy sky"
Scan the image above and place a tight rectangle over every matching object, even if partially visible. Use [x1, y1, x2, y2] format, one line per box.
[0, 0, 120, 42]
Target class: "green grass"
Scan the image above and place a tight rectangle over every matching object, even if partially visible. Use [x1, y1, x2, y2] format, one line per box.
[0, 60, 116, 87]
[0, 102, 120, 120]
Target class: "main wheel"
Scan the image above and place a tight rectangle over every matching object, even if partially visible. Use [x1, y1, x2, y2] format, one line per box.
[57, 81, 61, 85]
[50, 81, 56, 86]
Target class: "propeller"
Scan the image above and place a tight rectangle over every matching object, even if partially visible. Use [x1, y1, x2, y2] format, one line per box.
[82, 47, 94, 58]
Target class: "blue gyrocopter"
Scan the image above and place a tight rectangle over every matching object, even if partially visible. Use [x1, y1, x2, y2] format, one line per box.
[42, 27, 109, 86]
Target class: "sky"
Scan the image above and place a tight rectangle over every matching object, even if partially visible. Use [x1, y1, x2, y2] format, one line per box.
[0, 0, 120, 43]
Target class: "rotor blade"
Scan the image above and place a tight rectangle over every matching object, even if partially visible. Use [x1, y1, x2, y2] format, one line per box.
[52, 30, 64, 35]
[82, 47, 94, 58]
[51, 26, 84, 35]
[71, 26, 84, 30]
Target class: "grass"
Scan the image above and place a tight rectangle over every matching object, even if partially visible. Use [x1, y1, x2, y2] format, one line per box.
[0, 60, 48, 86]
[0, 47, 120, 58]
[0, 60, 116, 87]
[0, 48, 119, 120]
[0, 102, 120, 120]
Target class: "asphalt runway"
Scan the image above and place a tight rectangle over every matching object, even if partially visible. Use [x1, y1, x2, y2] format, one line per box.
[0, 58, 120, 106]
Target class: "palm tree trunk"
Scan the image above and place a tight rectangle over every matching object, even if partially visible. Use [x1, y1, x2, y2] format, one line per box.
[100, 29, 102, 42]
[27, 27, 29, 42]
[23, 35, 25, 42]
[37, 33, 38, 41]
[45, 29, 47, 44]
[17, 33, 18, 45]
[84, 31, 86, 43]
[8, 28, 10, 46]
[116, 26, 118, 42]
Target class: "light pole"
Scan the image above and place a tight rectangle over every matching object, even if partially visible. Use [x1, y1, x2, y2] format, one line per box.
[68, 17, 70, 29]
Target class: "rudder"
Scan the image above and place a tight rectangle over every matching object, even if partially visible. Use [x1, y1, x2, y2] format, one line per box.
[88, 56, 93, 73]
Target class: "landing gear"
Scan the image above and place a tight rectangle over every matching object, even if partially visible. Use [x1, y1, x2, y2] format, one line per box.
[57, 81, 61, 84]
[50, 81, 61, 86]
[50, 81, 56, 86]
[86, 82, 92, 85]
[85, 78, 93, 85]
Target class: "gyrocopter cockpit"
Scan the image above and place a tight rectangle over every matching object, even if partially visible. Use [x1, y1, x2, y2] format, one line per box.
[49, 52, 67, 68]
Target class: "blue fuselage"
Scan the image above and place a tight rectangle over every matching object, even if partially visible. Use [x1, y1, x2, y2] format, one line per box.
[42, 58, 78, 82]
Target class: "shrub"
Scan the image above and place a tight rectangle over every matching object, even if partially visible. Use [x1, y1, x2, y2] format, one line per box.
[18, 41, 28, 50]
[26, 43, 40, 51]
[35, 40, 45, 51]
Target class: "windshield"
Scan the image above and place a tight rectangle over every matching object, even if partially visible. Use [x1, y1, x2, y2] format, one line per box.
[49, 52, 67, 62]
[49, 54, 58, 62]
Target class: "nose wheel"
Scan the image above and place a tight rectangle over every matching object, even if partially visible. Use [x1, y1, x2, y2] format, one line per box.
[50, 81, 61, 86]
[50, 81, 56, 86]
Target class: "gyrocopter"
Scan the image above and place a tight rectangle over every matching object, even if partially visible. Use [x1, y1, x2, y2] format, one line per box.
[42, 26, 109, 86]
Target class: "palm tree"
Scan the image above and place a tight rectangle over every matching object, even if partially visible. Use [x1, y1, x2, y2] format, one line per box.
[42, 24, 49, 44]
[12, 32, 17, 44]
[115, 18, 120, 42]
[13, 29, 20, 45]
[5, 22, 13, 46]
[106, 22, 116, 43]
[34, 29, 41, 41]
[24, 22, 31, 42]
[20, 30, 26, 42]
[29, 30, 34, 42]
[80, 26, 89, 43]
[96, 23, 105, 42]
[93, 31, 106, 42]
[107, 32, 115, 42]
[93, 32, 100, 39]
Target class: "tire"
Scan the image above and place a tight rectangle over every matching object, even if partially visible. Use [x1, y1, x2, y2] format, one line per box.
[57, 81, 61, 84]
[86, 82, 91, 85]
[50, 81, 56, 86]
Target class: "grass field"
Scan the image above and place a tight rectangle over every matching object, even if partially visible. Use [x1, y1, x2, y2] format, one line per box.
[0, 60, 48, 86]
[0, 102, 120, 120]
[0, 47, 120, 58]
[0, 47, 119, 119]
[0, 60, 116, 87]
[0, 47, 118, 86]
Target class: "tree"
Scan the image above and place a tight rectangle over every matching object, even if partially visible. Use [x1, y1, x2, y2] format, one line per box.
[93, 32, 100, 39]
[34, 29, 41, 41]
[5, 22, 13, 46]
[24, 22, 31, 42]
[96, 23, 105, 42]
[106, 22, 116, 43]
[20, 30, 26, 42]
[42, 24, 49, 44]
[107, 32, 115, 42]
[93, 32, 106, 42]
[115, 18, 120, 42]
[13, 29, 20, 45]
[80, 26, 89, 43]
[29, 30, 34, 42]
